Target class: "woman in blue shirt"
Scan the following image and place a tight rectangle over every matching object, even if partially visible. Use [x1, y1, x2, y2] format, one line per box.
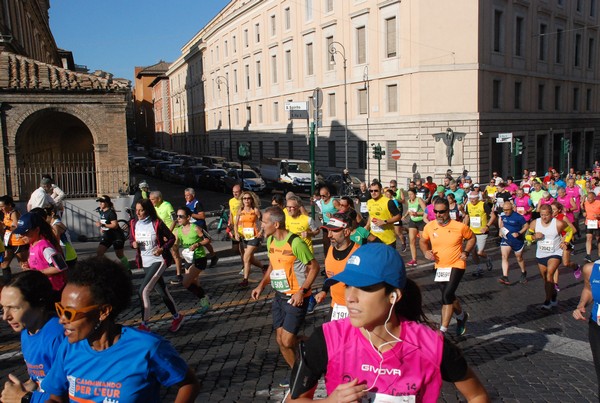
[43, 256, 200, 403]
[0, 270, 64, 403]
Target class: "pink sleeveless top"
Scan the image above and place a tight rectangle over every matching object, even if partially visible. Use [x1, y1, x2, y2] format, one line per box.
[322, 317, 444, 401]
[29, 239, 66, 291]
[557, 195, 575, 222]
[514, 196, 532, 222]
[564, 186, 581, 212]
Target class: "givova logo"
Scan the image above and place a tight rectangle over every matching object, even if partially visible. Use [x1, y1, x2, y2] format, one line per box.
[361, 364, 401, 376]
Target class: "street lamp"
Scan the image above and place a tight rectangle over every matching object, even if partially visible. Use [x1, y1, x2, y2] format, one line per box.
[363, 65, 370, 183]
[329, 41, 348, 170]
[216, 75, 232, 161]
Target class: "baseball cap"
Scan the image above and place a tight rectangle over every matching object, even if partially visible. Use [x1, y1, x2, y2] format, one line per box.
[321, 213, 352, 231]
[326, 243, 406, 289]
[468, 192, 479, 199]
[96, 195, 111, 203]
[473, 183, 480, 188]
[464, 175, 472, 180]
[13, 212, 46, 235]
[139, 181, 149, 189]
[436, 185, 446, 193]
[531, 171, 537, 176]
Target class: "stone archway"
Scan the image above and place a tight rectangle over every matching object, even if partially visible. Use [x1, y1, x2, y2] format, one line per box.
[15, 109, 96, 200]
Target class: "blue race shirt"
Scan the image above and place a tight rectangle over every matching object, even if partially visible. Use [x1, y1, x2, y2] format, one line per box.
[43, 326, 188, 402]
[590, 261, 600, 321]
[21, 316, 64, 403]
[501, 211, 526, 234]
[186, 199, 206, 228]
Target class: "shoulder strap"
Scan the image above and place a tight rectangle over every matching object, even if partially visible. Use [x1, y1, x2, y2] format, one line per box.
[287, 233, 299, 246]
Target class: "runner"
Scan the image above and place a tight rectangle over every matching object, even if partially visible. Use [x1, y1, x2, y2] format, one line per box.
[583, 191, 600, 263]
[464, 192, 495, 277]
[402, 188, 426, 267]
[549, 202, 580, 287]
[184, 188, 219, 268]
[235, 191, 265, 288]
[0, 196, 28, 282]
[95, 195, 130, 272]
[497, 202, 529, 285]
[149, 191, 182, 284]
[366, 182, 402, 247]
[420, 198, 475, 335]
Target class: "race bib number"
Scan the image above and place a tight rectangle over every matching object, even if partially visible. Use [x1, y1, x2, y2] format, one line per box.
[331, 303, 349, 321]
[516, 207, 525, 215]
[3, 231, 11, 245]
[470, 216, 481, 228]
[100, 219, 108, 232]
[434, 267, 452, 282]
[496, 197, 504, 207]
[270, 269, 291, 293]
[371, 223, 384, 233]
[588, 220, 598, 229]
[243, 227, 255, 240]
[136, 231, 153, 251]
[363, 393, 415, 403]
[181, 248, 194, 264]
[523, 187, 530, 194]
[538, 239, 554, 252]
[500, 227, 509, 238]
[360, 202, 368, 213]
[449, 211, 457, 220]
[417, 192, 425, 199]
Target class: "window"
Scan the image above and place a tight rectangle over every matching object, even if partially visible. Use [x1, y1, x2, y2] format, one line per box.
[284, 7, 291, 30]
[515, 16, 524, 57]
[492, 79, 501, 109]
[385, 17, 397, 58]
[288, 141, 294, 159]
[538, 84, 545, 110]
[325, 0, 333, 12]
[577, 0, 583, 12]
[326, 36, 334, 71]
[273, 101, 279, 122]
[255, 24, 260, 43]
[235, 108, 240, 125]
[358, 141, 367, 169]
[306, 43, 314, 75]
[256, 61, 262, 87]
[573, 88, 580, 111]
[387, 84, 398, 112]
[539, 23, 547, 61]
[244, 29, 249, 48]
[258, 104, 263, 123]
[224, 40, 228, 57]
[556, 28, 563, 63]
[493, 10, 503, 52]
[589, 37, 595, 69]
[357, 26, 366, 64]
[305, 0, 313, 21]
[554, 85, 561, 111]
[328, 141, 337, 167]
[270, 15, 276, 36]
[358, 89, 367, 114]
[285, 50, 292, 80]
[592, 0, 597, 17]
[575, 33, 582, 67]
[216, 46, 219, 62]
[274, 141, 280, 157]
[233, 35, 237, 53]
[246, 106, 251, 124]
[233, 69, 238, 92]
[245, 64, 250, 90]
[259, 141, 264, 160]
[587, 88, 592, 111]
[271, 55, 278, 83]
[328, 93, 336, 116]
[514, 82, 522, 110]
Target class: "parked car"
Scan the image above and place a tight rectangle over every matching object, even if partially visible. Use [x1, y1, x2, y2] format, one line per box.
[223, 169, 266, 193]
[144, 159, 162, 176]
[222, 161, 252, 171]
[163, 163, 184, 183]
[183, 165, 210, 186]
[154, 161, 172, 179]
[201, 155, 227, 168]
[197, 169, 228, 191]
[130, 156, 148, 173]
[324, 174, 363, 196]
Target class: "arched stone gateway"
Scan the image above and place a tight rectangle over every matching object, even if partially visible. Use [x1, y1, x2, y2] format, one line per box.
[0, 51, 131, 200]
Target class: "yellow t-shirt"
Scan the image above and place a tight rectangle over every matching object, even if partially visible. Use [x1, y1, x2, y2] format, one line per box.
[286, 213, 314, 252]
[229, 197, 242, 226]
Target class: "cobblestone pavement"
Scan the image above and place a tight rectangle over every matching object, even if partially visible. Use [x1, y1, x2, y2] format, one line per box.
[0, 236, 598, 402]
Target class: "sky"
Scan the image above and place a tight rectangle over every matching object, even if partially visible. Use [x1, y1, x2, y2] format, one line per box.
[49, 0, 231, 82]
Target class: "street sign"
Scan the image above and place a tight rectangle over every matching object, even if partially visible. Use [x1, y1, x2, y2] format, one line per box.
[285, 102, 308, 111]
[312, 88, 323, 109]
[496, 132, 513, 143]
[316, 108, 323, 128]
[391, 149, 401, 160]
[290, 110, 309, 119]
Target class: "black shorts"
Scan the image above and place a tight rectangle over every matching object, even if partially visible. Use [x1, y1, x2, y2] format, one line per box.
[272, 292, 309, 335]
[5, 244, 29, 254]
[536, 255, 562, 267]
[242, 237, 261, 247]
[408, 220, 425, 231]
[192, 256, 208, 271]
[99, 232, 125, 250]
[586, 228, 600, 236]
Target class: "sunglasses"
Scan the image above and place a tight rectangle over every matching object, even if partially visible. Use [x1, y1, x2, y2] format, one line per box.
[242, 197, 252, 200]
[55, 302, 100, 323]
[369, 189, 380, 193]
[390, 185, 397, 188]
[433, 209, 448, 214]
[177, 214, 187, 218]
[286, 205, 298, 209]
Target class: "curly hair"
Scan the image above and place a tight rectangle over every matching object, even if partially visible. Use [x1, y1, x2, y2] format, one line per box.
[67, 256, 132, 320]
[5, 270, 55, 312]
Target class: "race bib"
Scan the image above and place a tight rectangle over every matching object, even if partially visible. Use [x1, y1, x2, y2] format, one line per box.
[371, 223, 384, 233]
[136, 231, 153, 251]
[588, 219, 598, 229]
[363, 393, 415, 403]
[408, 208, 417, 213]
[181, 248, 194, 264]
[270, 269, 291, 293]
[434, 267, 452, 282]
[496, 197, 504, 207]
[331, 303, 349, 321]
[100, 219, 108, 232]
[523, 187, 530, 193]
[470, 216, 481, 228]
[360, 202, 368, 213]
[500, 227, 509, 238]
[596, 302, 600, 326]
[449, 211, 457, 220]
[243, 227, 255, 240]
[538, 239, 554, 252]
[3, 231, 10, 245]
[516, 207, 525, 215]
[417, 192, 425, 199]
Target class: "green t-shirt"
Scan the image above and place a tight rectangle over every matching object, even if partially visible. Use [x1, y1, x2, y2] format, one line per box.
[155, 201, 175, 228]
[177, 226, 206, 259]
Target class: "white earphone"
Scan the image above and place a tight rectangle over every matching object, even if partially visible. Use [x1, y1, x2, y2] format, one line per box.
[391, 292, 398, 304]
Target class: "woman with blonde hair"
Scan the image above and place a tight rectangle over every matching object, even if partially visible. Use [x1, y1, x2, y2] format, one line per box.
[235, 191, 265, 288]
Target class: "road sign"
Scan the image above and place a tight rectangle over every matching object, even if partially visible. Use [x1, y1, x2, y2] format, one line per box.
[391, 149, 401, 160]
[316, 108, 323, 128]
[285, 102, 308, 111]
[289, 110, 309, 119]
[496, 132, 513, 143]
[312, 88, 323, 109]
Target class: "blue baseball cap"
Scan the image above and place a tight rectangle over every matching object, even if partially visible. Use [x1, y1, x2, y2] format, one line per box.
[326, 243, 406, 289]
[13, 212, 45, 235]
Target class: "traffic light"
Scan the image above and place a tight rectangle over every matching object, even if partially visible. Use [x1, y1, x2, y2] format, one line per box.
[514, 138, 523, 156]
[238, 142, 251, 161]
[372, 144, 385, 160]
[563, 138, 571, 154]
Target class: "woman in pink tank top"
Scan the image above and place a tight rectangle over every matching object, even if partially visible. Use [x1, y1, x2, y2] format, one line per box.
[288, 243, 490, 402]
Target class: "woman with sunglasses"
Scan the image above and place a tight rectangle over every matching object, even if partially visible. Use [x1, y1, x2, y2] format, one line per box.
[44, 256, 200, 402]
[0, 271, 64, 403]
[131, 199, 184, 333]
[175, 207, 211, 315]
[13, 211, 68, 301]
[235, 191, 264, 288]
[0, 196, 29, 283]
[402, 188, 427, 267]
[288, 244, 489, 402]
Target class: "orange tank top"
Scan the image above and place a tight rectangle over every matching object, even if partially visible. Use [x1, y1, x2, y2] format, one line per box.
[237, 208, 259, 239]
[3, 209, 26, 246]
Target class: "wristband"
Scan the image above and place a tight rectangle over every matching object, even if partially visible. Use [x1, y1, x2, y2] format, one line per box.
[21, 392, 33, 403]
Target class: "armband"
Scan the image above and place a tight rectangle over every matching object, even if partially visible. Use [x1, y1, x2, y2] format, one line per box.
[290, 342, 321, 399]
[564, 226, 574, 243]
[527, 228, 535, 234]
[21, 392, 33, 403]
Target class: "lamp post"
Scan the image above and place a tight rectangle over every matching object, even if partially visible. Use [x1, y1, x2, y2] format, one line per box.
[329, 41, 348, 170]
[363, 65, 370, 183]
[216, 75, 232, 161]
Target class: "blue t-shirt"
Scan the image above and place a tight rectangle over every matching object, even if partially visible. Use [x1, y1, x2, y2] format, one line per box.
[43, 326, 188, 402]
[590, 261, 600, 321]
[500, 211, 526, 248]
[186, 198, 206, 228]
[21, 316, 64, 403]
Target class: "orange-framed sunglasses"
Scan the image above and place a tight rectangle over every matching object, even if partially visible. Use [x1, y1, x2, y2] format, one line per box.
[55, 302, 100, 323]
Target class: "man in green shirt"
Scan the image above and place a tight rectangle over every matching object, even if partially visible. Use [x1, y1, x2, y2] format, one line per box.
[150, 191, 183, 282]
